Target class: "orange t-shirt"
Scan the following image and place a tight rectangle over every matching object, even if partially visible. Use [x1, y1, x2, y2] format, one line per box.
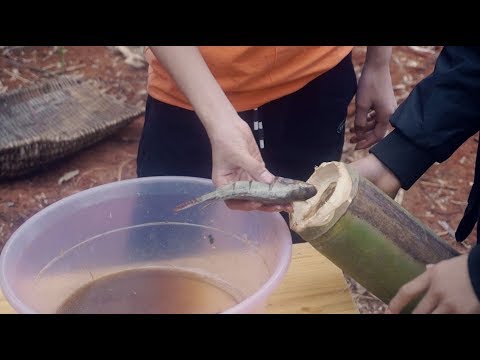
[145, 46, 354, 112]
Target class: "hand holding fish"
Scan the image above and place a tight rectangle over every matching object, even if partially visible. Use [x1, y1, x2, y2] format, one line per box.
[150, 47, 293, 212]
[208, 117, 293, 212]
[175, 177, 317, 212]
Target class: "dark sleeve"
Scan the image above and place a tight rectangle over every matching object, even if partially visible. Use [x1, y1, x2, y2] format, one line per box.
[468, 246, 480, 301]
[370, 46, 480, 189]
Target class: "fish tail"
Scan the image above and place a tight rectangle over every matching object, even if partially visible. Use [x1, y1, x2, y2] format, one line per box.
[173, 192, 216, 212]
[174, 199, 201, 212]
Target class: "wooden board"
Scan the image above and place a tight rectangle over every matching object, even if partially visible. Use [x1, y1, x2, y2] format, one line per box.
[0, 243, 357, 314]
[0, 289, 15, 314]
[267, 242, 358, 314]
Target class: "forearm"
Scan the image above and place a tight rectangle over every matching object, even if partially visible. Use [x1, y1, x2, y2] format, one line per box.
[350, 154, 401, 198]
[364, 46, 392, 68]
[149, 46, 238, 136]
[370, 129, 436, 190]
[369, 47, 480, 189]
[386, 47, 480, 163]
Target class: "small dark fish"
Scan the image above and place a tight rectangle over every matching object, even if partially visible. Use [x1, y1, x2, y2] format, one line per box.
[174, 177, 317, 212]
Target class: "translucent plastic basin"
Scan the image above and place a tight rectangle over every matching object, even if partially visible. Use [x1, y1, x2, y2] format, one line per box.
[0, 177, 292, 314]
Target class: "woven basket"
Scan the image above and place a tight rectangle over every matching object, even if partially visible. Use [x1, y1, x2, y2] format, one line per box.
[0, 76, 144, 179]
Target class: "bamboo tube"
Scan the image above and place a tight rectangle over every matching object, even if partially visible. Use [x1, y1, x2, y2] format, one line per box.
[290, 162, 460, 313]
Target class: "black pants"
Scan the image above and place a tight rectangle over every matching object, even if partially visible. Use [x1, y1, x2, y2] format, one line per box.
[137, 53, 357, 243]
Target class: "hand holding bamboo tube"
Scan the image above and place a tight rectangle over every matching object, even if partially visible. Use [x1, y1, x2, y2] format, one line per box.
[289, 161, 459, 313]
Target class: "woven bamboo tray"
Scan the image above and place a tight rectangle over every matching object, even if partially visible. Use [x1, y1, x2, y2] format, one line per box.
[0, 76, 144, 179]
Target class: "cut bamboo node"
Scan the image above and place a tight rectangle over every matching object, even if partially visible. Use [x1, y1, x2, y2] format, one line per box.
[290, 161, 459, 312]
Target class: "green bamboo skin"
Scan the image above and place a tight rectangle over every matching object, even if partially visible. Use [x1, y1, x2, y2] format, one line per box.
[291, 162, 460, 313]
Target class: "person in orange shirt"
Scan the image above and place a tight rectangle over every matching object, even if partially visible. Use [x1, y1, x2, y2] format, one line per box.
[137, 47, 396, 227]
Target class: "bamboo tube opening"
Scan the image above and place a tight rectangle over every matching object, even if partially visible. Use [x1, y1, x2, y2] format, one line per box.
[290, 162, 358, 239]
[289, 161, 458, 311]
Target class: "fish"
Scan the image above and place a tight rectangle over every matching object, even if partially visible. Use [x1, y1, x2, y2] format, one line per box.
[174, 177, 318, 212]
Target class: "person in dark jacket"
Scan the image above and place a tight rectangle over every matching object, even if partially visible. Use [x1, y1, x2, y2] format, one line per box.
[350, 46, 480, 314]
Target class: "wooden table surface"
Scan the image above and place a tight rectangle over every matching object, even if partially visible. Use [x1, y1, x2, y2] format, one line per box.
[267, 242, 357, 314]
[0, 242, 357, 314]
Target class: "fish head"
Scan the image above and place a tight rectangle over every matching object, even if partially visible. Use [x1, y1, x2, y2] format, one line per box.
[291, 181, 318, 201]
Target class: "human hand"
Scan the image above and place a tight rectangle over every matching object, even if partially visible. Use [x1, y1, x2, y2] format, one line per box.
[351, 61, 397, 150]
[387, 254, 480, 314]
[209, 116, 292, 213]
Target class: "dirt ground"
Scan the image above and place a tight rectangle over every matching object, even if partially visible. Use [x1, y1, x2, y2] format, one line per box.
[0, 46, 477, 314]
